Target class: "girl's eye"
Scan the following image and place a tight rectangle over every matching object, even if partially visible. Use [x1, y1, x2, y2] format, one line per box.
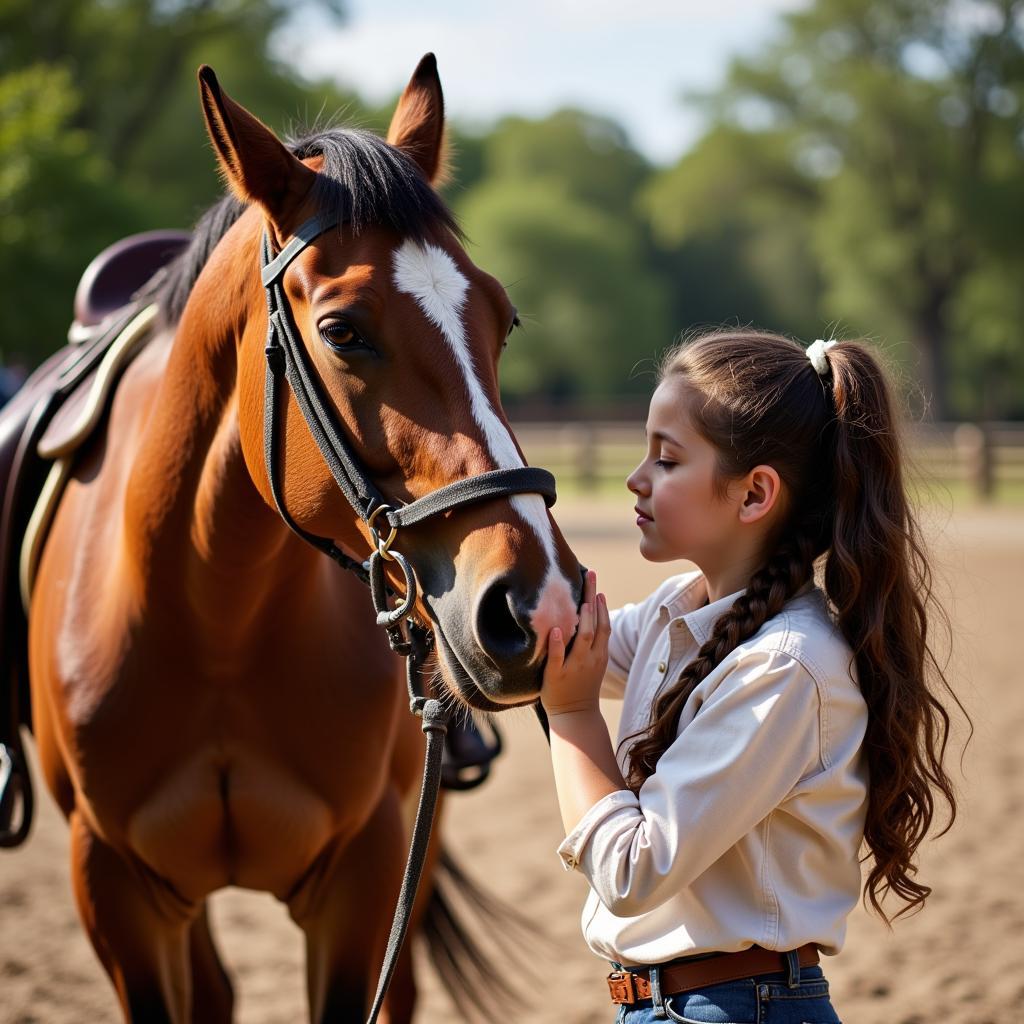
[320, 320, 365, 352]
[654, 459, 675, 469]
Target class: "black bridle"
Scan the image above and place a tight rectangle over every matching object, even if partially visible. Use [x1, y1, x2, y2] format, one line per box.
[260, 211, 557, 1022]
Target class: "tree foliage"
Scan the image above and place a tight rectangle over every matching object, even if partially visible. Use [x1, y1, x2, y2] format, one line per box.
[663, 0, 1024, 417]
[456, 112, 670, 402]
[2, 0, 1022, 417]
[0, 0, 359, 363]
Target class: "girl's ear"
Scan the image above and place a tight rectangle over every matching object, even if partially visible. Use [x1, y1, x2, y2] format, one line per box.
[738, 466, 783, 525]
[198, 65, 316, 228]
[386, 53, 449, 185]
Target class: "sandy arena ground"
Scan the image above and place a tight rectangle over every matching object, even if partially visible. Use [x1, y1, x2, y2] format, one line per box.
[1, 495, 1021, 1023]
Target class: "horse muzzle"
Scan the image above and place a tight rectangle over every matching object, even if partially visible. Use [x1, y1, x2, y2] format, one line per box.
[423, 564, 583, 709]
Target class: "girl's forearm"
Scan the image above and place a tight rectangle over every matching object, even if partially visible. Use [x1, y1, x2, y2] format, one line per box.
[548, 707, 629, 834]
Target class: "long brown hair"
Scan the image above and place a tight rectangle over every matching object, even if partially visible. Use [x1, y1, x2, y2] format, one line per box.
[624, 328, 968, 922]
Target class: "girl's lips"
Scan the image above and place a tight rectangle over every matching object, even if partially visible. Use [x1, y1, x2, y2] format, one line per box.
[634, 507, 652, 525]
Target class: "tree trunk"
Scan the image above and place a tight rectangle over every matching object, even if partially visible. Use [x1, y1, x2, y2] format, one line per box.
[912, 285, 951, 422]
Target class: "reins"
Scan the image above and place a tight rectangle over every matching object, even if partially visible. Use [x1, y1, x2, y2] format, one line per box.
[260, 211, 556, 1022]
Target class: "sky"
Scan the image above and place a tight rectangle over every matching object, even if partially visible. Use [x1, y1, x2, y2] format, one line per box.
[274, 0, 808, 165]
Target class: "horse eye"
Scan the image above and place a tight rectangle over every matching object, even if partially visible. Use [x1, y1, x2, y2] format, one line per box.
[320, 321, 361, 351]
[503, 315, 520, 349]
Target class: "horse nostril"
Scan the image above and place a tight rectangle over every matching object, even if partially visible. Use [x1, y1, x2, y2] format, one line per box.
[476, 582, 534, 664]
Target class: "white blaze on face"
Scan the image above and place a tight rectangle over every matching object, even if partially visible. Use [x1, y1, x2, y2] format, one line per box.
[392, 239, 576, 653]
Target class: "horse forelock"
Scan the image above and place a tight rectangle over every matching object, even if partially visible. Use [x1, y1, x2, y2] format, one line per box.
[288, 128, 461, 244]
[142, 125, 461, 330]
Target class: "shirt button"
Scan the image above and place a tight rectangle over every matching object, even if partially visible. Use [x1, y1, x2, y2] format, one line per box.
[657, 661, 666, 673]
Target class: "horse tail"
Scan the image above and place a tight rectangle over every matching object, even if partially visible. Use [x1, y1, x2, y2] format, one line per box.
[419, 846, 549, 1021]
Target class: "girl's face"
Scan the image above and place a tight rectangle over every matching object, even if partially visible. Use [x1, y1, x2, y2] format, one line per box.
[626, 377, 741, 567]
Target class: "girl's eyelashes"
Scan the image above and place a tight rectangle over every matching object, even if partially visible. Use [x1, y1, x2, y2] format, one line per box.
[319, 319, 372, 354]
[654, 459, 676, 470]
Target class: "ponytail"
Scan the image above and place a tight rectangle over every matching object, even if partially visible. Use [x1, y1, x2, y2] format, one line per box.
[825, 344, 964, 919]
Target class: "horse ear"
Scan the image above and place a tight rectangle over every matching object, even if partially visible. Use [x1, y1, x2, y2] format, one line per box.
[197, 65, 315, 225]
[386, 53, 450, 186]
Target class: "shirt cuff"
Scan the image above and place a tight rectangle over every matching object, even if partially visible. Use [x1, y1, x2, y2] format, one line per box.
[556, 789, 640, 871]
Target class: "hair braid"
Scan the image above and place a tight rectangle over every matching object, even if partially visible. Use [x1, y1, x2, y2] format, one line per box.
[623, 526, 818, 791]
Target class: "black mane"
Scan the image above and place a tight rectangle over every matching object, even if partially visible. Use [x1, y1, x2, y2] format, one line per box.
[142, 127, 460, 326]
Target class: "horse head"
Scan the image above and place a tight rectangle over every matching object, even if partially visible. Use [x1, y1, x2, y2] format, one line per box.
[197, 56, 582, 711]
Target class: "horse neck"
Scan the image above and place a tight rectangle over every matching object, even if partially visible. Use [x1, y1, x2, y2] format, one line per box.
[123, 216, 319, 640]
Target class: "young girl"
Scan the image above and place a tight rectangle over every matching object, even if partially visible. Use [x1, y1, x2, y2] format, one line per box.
[541, 329, 964, 1023]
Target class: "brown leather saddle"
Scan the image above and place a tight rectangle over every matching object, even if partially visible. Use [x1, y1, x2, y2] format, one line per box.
[0, 230, 189, 847]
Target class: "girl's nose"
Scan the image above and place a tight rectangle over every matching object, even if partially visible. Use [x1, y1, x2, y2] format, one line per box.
[626, 462, 648, 495]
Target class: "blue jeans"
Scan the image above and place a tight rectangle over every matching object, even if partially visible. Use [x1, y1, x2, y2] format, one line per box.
[612, 957, 841, 1024]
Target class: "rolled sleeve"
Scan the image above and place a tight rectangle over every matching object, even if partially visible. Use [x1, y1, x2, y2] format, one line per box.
[568, 648, 823, 917]
[557, 789, 639, 870]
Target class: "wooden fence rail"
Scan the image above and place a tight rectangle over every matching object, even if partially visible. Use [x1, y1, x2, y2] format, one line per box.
[509, 420, 1024, 502]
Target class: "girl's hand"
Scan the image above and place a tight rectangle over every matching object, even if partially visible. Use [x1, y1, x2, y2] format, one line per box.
[541, 569, 610, 715]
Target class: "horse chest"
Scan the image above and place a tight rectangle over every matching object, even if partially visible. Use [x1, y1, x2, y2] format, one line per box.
[42, 590, 405, 897]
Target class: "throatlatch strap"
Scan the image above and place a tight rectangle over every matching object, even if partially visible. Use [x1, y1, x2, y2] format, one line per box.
[262, 265, 371, 584]
[263, 232, 386, 520]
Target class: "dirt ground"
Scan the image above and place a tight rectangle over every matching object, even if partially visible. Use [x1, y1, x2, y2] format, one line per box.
[1, 495, 1021, 1023]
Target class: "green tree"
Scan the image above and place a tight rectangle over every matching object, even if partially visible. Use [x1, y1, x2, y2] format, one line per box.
[0, 65, 141, 362]
[641, 126, 824, 344]
[456, 111, 670, 403]
[0, 0, 364, 363]
[459, 178, 668, 403]
[478, 110, 650, 210]
[690, 0, 1024, 418]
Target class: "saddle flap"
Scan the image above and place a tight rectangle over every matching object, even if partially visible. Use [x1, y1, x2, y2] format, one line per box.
[37, 305, 159, 460]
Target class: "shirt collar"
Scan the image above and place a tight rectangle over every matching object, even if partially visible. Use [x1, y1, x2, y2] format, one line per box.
[658, 572, 743, 646]
[660, 570, 818, 646]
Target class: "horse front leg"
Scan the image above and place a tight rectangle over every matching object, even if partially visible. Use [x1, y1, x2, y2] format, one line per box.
[68, 809, 195, 1023]
[288, 786, 413, 1024]
[188, 900, 235, 1023]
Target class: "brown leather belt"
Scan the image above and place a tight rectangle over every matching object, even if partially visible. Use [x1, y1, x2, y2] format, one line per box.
[607, 944, 820, 1005]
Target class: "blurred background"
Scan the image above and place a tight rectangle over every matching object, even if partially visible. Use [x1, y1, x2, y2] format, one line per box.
[2, 4, 1023, 1023]
[3, 0, 1022, 430]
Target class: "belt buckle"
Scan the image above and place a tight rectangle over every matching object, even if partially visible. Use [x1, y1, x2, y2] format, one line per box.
[607, 970, 636, 1005]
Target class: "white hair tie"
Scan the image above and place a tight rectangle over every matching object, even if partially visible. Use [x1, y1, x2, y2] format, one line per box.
[807, 338, 838, 376]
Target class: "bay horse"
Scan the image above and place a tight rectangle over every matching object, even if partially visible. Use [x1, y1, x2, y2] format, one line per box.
[26, 56, 581, 1022]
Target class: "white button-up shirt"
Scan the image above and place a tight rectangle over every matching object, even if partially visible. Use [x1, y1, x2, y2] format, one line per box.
[556, 571, 869, 966]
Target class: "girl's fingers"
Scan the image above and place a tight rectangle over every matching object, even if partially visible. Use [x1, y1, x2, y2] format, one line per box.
[547, 626, 565, 668]
[578, 601, 593, 645]
[584, 569, 597, 606]
[594, 593, 610, 655]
